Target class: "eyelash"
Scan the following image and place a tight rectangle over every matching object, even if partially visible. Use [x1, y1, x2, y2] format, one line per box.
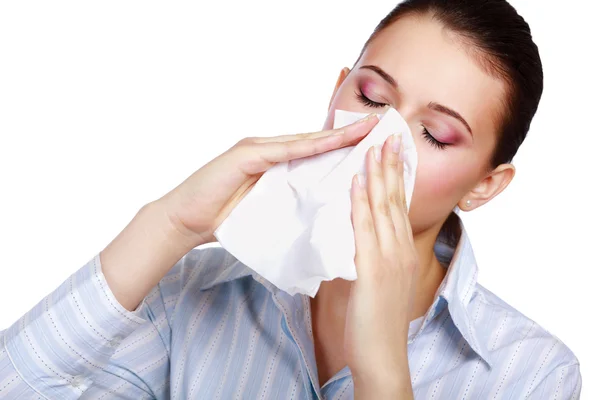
[354, 89, 386, 109]
[354, 89, 449, 150]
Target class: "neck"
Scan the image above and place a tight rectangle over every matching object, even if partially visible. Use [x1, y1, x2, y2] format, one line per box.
[410, 223, 448, 319]
[312, 222, 447, 329]
[309, 222, 449, 386]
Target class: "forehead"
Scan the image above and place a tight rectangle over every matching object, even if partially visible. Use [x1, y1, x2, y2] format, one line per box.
[360, 14, 506, 137]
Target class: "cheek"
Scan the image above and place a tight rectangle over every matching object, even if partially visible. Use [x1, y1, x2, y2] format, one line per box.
[412, 148, 474, 202]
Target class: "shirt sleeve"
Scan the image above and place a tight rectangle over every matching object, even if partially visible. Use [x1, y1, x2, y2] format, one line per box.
[0, 253, 171, 399]
[527, 363, 582, 399]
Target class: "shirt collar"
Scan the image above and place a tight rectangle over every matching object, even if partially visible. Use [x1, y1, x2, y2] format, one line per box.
[431, 217, 493, 367]
[249, 215, 493, 367]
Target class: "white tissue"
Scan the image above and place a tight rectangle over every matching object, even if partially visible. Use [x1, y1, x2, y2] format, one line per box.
[214, 108, 418, 296]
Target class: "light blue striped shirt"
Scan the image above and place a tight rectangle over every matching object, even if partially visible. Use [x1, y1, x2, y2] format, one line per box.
[0, 225, 581, 399]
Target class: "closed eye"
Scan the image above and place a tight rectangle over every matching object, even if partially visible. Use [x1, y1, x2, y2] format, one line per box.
[355, 89, 387, 108]
[421, 125, 449, 150]
[356, 87, 450, 150]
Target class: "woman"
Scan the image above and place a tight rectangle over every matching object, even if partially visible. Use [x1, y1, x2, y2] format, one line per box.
[0, 0, 581, 398]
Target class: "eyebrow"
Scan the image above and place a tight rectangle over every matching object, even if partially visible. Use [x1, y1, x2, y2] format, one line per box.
[359, 64, 473, 137]
[360, 65, 398, 88]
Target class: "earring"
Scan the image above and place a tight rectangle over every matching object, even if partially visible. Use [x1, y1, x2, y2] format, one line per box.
[466, 200, 472, 207]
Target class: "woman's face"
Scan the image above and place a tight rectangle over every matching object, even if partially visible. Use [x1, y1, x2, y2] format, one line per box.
[325, 15, 511, 235]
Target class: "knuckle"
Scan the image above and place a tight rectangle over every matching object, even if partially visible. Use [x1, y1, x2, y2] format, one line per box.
[360, 216, 374, 233]
[372, 165, 383, 177]
[398, 158, 404, 171]
[237, 137, 257, 147]
[386, 155, 398, 168]
[244, 159, 264, 174]
[388, 192, 401, 208]
[308, 141, 319, 154]
[376, 201, 391, 218]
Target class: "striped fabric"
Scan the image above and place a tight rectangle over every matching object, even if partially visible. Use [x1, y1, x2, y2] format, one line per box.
[0, 226, 581, 399]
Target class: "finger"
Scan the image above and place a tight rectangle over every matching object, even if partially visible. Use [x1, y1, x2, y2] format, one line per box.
[234, 134, 347, 175]
[382, 134, 406, 240]
[365, 144, 397, 250]
[350, 174, 378, 275]
[396, 139, 408, 216]
[403, 211, 416, 249]
[389, 137, 415, 248]
[253, 113, 379, 144]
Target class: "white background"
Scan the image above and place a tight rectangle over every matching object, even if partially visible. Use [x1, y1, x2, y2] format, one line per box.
[0, 0, 598, 397]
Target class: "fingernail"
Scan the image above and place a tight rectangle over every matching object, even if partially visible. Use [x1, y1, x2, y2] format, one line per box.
[357, 173, 366, 187]
[358, 113, 378, 123]
[373, 145, 382, 163]
[392, 134, 402, 154]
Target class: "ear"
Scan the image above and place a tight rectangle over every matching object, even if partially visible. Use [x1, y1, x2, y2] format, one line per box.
[458, 164, 515, 211]
[328, 67, 351, 110]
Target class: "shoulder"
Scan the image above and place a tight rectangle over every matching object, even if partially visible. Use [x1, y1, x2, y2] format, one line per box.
[147, 246, 255, 317]
[163, 245, 254, 293]
[166, 245, 251, 288]
[471, 283, 579, 370]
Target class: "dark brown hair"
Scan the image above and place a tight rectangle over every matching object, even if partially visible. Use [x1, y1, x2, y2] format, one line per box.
[357, 0, 544, 246]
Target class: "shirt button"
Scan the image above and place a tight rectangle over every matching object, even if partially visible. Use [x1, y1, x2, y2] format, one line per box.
[71, 375, 84, 388]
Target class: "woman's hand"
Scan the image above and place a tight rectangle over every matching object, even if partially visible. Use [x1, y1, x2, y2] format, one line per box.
[344, 134, 418, 399]
[102, 114, 379, 312]
[159, 114, 380, 247]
